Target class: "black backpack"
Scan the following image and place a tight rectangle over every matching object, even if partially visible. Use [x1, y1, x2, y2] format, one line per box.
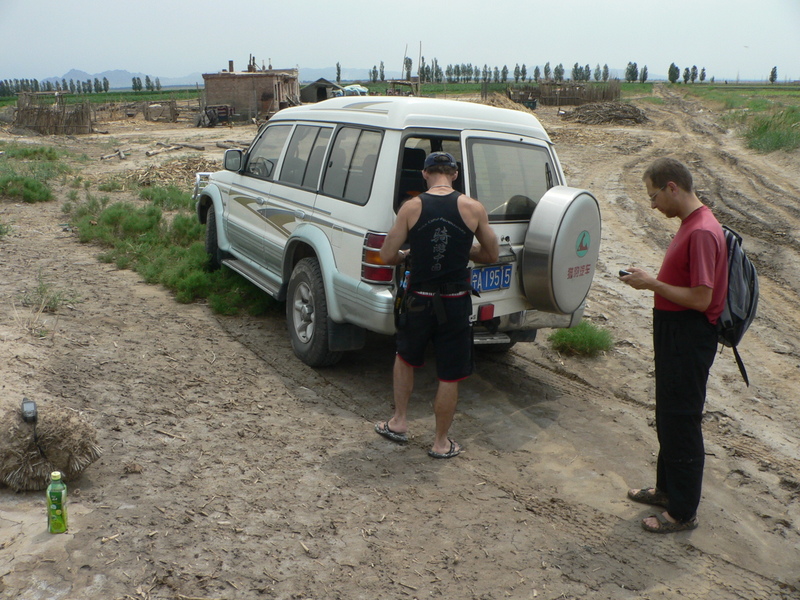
[717, 225, 759, 386]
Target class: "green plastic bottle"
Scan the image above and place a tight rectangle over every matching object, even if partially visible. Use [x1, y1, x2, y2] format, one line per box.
[47, 471, 68, 534]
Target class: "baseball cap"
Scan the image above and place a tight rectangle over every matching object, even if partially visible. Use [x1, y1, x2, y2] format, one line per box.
[423, 151, 457, 170]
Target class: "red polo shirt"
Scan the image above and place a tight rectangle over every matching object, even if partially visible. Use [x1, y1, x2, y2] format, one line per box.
[656, 205, 728, 324]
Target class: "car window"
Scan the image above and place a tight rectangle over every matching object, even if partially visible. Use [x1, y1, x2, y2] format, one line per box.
[467, 139, 556, 222]
[322, 128, 382, 205]
[279, 125, 332, 189]
[245, 124, 292, 180]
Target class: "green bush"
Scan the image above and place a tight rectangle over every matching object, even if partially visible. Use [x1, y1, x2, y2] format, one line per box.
[98, 179, 124, 192]
[548, 320, 613, 357]
[67, 187, 280, 317]
[1, 144, 60, 160]
[139, 185, 194, 210]
[0, 175, 53, 203]
[0, 220, 9, 237]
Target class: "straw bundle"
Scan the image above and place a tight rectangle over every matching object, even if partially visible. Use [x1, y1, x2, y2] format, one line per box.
[0, 399, 102, 491]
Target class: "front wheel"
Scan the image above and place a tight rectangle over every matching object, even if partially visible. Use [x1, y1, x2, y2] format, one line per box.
[205, 205, 222, 270]
[286, 258, 342, 367]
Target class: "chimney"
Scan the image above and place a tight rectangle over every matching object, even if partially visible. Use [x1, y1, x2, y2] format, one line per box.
[228, 60, 234, 73]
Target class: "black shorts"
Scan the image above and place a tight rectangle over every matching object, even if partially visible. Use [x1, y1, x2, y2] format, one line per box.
[396, 292, 473, 382]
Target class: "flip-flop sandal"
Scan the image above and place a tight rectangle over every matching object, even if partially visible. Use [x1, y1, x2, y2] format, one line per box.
[428, 439, 462, 459]
[375, 421, 407, 443]
[627, 487, 669, 508]
[641, 513, 698, 534]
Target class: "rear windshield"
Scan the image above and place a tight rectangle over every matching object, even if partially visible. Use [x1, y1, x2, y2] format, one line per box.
[466, 138, 558, 222]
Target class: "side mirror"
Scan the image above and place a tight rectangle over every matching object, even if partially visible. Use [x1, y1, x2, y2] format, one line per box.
[224, 149, 243, 172]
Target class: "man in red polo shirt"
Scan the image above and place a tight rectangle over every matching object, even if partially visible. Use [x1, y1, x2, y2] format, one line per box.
[620, 157, 728, 533]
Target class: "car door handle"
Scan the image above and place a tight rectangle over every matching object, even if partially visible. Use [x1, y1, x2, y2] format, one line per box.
[256, 197, 266, 205]
[294, 209, 306, 220]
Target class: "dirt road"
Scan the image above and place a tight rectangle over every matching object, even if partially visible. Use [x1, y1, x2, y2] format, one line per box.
[1, 87, 798, 599]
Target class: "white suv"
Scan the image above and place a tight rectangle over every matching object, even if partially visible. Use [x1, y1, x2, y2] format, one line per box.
[194, 96, 600, 367]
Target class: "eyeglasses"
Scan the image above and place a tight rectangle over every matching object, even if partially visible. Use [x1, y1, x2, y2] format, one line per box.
[648, 185, 666, 202]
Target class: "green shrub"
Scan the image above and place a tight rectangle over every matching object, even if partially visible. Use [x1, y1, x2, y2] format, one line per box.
[19, 272, 78, 312]
[98, 179, 124, 192]
[0, 175, 53, 203]
[548, 320, 613, 357]
[66, 192, 280, 317]
[0, 221, 9, 237]
[2, 145, 60, 161]
[139, 185, 194, 210]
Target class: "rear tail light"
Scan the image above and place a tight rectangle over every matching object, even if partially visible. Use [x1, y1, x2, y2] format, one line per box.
[362, 232, 395, 283]
[477, 304, 495, 321]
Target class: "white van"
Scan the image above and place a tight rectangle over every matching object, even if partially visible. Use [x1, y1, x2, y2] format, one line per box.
[194, 96, 601, 367]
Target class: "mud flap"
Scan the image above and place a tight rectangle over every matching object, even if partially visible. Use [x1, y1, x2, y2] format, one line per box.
[328, 321, 366, 351]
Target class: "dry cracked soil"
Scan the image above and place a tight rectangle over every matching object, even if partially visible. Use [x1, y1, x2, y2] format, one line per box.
[1, 85, 799, 600]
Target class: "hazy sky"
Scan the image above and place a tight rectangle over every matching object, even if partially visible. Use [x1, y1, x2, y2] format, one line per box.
[1, 0, 798, 82]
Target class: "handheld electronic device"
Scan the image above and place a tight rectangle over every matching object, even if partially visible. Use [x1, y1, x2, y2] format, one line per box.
[619, 270, 631, 277]
[21, 398, 38, 423]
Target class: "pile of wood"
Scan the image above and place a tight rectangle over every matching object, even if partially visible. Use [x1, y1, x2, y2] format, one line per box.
[560, 102, 650, 125]
[123, 156, 221, 189]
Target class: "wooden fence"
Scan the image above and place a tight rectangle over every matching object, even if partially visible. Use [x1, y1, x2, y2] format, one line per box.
[509, 80, 621, 107]
[15, 94, 93, 135]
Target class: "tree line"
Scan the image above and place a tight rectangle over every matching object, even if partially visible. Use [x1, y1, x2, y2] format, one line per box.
[365, 58, 617, 85]
[0, 75, 162, 98]
[1, 63, 782, 99]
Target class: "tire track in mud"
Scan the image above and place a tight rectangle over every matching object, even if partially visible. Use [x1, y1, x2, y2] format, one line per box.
[218, 315, 798, 598]
[649, 85, 800, 293]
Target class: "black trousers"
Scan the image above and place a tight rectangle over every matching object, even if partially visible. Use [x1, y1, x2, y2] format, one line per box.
[653, 309, 718, 522]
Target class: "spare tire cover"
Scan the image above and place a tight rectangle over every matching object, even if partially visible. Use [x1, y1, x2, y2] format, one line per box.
[520, 186, 601, 314]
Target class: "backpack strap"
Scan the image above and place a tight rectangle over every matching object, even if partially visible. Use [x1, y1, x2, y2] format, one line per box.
[732, 346, 750, 387]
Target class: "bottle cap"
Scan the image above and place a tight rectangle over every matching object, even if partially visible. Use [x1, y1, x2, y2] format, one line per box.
[51, 471, 62, 480]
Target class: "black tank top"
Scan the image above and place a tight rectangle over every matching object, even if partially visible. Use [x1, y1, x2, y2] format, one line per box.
[407, 191, 474, 290]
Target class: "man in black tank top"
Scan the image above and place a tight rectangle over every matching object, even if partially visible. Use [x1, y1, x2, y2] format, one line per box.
[376, 152, 499, 459]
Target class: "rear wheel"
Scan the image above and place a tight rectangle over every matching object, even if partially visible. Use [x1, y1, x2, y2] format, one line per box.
[205, 205, 222, 270]
[286, 258, 342, 367]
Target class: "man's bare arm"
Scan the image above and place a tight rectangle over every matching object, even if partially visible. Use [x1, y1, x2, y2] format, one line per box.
[379, 200, 417, 265]
[469, 206, 499, 264]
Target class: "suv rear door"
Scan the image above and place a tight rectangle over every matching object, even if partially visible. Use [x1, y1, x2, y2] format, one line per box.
[460, 130, 600, 315]
[460, 130, 560, 309]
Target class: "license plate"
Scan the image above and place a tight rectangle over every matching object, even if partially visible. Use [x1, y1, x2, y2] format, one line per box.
[471, 264, 512, 292]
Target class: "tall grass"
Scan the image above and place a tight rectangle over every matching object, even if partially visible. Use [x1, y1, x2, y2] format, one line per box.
[0, 141, 71, 202]
[683, 84, 800, 153]
[745, 106, 800, 152]
[548, 320, 613, 357]
[69, 189, 278, 315]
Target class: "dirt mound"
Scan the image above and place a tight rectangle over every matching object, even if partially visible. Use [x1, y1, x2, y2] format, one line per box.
[561, 101, 650, 125]
[483, 93, 537, 115]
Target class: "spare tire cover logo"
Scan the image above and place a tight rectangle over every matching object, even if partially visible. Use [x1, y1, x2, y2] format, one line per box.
[576, 230, 590, 257]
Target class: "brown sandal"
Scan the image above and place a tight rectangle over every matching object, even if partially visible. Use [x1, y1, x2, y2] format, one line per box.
[627, 487, 669, 508]
[642, 513, 698, 534]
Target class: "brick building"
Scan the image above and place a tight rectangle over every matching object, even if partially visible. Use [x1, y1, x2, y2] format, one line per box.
[202, 59, 301, 119]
